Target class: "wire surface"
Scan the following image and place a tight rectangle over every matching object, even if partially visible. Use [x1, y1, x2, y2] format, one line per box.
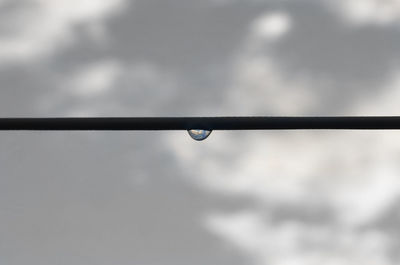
[1, 117, 400, 130]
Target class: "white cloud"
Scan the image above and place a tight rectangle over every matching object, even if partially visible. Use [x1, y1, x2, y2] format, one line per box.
[0, 0, 128, 63]
[328, 0, 400, 26]
[223, 12, 317, 116]
[171, 127, 400, 227]
[206, 212, 391, 265]
[38, 61, 179, 116]
[252, 12, 291, 40]
[227, 56, 319, 115]
[68, 60, 122, 98]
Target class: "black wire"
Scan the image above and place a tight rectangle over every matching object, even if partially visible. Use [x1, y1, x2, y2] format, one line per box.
[1, 117, 400, 130]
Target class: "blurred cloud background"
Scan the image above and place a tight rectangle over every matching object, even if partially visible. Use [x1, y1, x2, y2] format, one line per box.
[1, 0, 400, 264]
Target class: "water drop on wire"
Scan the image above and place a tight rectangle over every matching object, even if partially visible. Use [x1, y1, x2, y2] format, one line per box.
[188, 129, 212, 141]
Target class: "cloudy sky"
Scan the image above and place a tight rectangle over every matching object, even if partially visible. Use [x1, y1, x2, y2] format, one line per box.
[1, 0, 400, 264]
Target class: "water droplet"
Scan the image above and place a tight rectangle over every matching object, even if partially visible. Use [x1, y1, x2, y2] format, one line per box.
[188, 129, 212, 141]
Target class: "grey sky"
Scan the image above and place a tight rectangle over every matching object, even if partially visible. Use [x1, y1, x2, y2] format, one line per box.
[1, 0, 400, 264]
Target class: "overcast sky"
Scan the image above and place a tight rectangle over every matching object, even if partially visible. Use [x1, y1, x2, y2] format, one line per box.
[1, 0, 400, 264]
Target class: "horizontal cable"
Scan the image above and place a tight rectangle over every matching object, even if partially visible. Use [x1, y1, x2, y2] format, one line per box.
[1, 117, 400, 130]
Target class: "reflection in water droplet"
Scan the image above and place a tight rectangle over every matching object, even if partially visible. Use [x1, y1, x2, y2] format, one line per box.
[188, 129, 212, 141]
